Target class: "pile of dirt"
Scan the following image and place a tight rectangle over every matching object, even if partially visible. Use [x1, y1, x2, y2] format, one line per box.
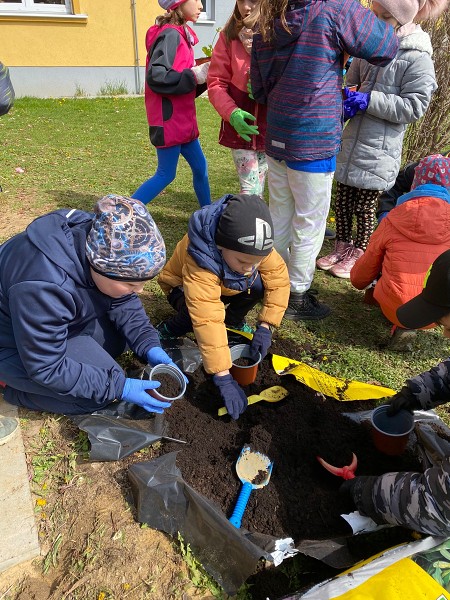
[160, 335, 421, 543]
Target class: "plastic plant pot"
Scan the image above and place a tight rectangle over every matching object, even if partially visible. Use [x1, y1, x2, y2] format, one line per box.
[229, 344, 261, 386]
[370, 405, 415, 456]
[148, 364, 186, 401]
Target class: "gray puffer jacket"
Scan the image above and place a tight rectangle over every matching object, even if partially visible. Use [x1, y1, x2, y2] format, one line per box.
[335, 25, 436, 191]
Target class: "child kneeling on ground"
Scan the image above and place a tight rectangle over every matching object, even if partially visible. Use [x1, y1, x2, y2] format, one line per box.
[350, 154, 450, 350]
[0, 195, 184, 416]
[157, 194, 290, 420]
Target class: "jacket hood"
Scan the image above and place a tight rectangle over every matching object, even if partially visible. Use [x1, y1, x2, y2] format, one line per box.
[187, 195, 258, 291]
[146, 23, 198, 52]
[26, 209, 94, 286]
[187, 195, 230, 278]
[399, 25, 433, 55]
[387, 188, 450, 244]
[271, 0, 322, 49]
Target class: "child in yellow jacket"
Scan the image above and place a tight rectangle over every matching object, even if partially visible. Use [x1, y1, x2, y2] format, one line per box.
[158, 194, 290, 419]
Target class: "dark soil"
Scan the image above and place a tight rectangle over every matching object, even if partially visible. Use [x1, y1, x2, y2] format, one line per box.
[154, 335, 422, 598]
[233, 357, 256, 367]
[162, 336, 421, 541]
[154, 372, 182, 398]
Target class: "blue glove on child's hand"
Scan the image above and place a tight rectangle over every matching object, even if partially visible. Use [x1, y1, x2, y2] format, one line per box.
[343, 88, 370, 120]
[121, 378, 171, 414]
[213, 374, 248, 420]
[249, 325, 272, 361]
[146, 347, 189, 384]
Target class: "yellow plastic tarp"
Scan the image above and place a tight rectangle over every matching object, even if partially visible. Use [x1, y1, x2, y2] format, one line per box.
[271, 354, 396, 401]
[226, 329, 396, 401]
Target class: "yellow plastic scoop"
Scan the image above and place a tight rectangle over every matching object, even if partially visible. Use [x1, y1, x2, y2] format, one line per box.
[218, 385, 288, 417]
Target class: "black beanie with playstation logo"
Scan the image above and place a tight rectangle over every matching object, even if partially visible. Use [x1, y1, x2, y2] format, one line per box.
[214, 194, 274, 257]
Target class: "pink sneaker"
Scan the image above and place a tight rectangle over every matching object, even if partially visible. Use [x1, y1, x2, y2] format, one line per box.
[329, 246, 364, 279]
[316, 240, 353, 271]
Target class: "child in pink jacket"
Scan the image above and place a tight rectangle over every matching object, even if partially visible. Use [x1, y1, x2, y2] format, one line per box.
[207, 0, 267, 196]
[132, 0, 211, 207]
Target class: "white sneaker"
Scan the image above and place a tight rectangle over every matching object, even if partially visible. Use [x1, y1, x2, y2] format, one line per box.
[0, 416, 18, 446]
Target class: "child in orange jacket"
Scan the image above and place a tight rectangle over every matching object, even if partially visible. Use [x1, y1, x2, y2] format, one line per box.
[350, 155, 450, 348]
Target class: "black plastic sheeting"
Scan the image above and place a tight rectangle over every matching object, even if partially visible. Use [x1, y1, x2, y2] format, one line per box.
[71, 413, 169, 461]
[69, 334, 450, 596]
[128, 452, 278, 595]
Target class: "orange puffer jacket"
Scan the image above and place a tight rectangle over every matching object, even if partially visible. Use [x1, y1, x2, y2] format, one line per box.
[351, 193, 450, 328]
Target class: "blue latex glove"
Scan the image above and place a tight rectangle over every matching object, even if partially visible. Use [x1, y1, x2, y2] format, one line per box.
[121, 378, 171, 414]
[146, 347, 189, 384]
[343, 88, 370, 120]
[213, 374, 248, 420]
[249, 325, 272, 361]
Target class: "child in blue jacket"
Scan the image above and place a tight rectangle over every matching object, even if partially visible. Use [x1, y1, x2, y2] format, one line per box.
[0, 195, 184, 416]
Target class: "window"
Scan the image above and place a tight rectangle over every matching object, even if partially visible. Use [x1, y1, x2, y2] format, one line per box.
[0, 0, 72, 13]
[198, 0, 214, 21]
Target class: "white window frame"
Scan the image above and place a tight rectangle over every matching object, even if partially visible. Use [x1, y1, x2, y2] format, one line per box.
[198, 0, 214, 21]
[0, 0, 72, 14]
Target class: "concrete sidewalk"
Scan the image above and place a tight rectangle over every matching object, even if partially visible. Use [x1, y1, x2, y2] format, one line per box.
[0, 396, 40, 573]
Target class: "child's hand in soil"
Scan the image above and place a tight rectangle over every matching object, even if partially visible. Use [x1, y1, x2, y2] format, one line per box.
[147, 347, 189, 384]
[213, 374, 248, 420]
[121, 378, 171, 414]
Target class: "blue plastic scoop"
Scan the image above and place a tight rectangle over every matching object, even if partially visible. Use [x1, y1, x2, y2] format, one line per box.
[229, 445, 273, 529]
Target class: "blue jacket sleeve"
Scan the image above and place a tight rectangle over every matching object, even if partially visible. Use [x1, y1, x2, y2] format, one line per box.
[9, 281, 125, 405]
[107, 294, 161, 361]
[147, 28, 197, 96]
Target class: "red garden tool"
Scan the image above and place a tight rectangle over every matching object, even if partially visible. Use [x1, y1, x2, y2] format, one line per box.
[316, 453, 357, 480]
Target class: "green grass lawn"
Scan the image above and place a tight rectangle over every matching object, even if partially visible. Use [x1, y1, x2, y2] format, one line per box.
[2, 95, 450, 599]
[2, 96, 448, 397]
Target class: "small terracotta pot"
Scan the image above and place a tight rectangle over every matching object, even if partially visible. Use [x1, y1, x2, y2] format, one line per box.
[370, 405, 415, 456]
[229, 344, 261, 386]
[148, 364, 186, 401]
[195, 56, 211, 66]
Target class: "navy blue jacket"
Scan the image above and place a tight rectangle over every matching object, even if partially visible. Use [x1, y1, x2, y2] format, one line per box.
[0, 209, 160, 404]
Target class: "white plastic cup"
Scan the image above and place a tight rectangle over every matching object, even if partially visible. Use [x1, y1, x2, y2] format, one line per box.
[148, 364, 186, 401]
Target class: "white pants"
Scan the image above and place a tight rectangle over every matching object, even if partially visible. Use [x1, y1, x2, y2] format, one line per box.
[267, 156, 333, 293]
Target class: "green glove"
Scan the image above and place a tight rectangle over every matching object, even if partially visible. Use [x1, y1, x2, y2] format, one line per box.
[229, 109, 259, 142]
[247, 78, 254, 100]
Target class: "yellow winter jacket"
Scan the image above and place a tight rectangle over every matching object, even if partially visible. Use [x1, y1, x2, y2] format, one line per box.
[158, 234, 290, 374]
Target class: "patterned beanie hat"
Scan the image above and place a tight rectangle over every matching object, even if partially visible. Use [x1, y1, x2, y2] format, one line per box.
[158, 0, 187, 11]
[215, 194, 274, 256]
[86, 195, 166, 281]
[411, 154, 450, 190]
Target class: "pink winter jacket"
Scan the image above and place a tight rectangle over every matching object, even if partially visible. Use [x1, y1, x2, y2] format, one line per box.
[351, 193, 450, 328]
[145, 24, 199, 148]
[207, 31, 267, 151]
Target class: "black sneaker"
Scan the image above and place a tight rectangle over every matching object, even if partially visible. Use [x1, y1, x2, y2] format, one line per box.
[284, 290, 331, 321]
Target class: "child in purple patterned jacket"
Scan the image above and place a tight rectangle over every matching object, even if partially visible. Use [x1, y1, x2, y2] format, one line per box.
[250, 0, 399, 321]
